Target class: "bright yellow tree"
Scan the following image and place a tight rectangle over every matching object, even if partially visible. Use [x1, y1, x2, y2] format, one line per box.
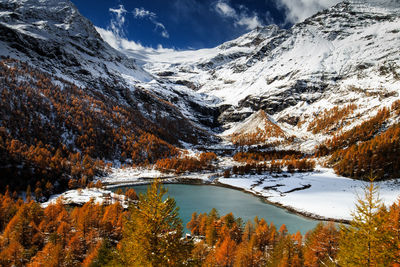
[338, 182, 391, 266]
[118, 180, 191, 266]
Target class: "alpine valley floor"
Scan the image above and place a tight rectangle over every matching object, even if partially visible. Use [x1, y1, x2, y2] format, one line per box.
[55, 160, 400, 223]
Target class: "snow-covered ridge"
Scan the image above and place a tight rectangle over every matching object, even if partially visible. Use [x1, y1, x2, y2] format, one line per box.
[0, 0, 152, 91]
[121, 0, 400, 150]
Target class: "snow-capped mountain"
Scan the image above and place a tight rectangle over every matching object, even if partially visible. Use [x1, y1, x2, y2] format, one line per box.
[0, 0, 153, 89]
[1, 0, 400, 151]
[121, 0, 400, 150]
[0, 0, 212, 145]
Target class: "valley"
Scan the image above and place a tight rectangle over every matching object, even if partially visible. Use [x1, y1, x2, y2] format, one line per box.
[98, 159, 399, 222]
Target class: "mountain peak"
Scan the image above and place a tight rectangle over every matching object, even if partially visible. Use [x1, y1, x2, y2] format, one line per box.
[0, 0, 100, 40]
[0, 0, 153, 91]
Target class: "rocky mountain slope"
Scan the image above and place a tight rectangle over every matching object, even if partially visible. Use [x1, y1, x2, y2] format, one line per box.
[0, 0, 214, 192]
[0, 0, 151, 88]
[0, 0, 212, 147]
[119, 0, 400, 151]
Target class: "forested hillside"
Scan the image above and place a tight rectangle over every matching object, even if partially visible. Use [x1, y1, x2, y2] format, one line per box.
[0, 59, 182, 193]
[316, 104, 400, 180]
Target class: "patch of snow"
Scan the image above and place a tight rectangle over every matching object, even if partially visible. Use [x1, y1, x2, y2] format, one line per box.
[102, 167, 218, 188]
[42, 188, 128, 208]
[218, 167, 400, 221]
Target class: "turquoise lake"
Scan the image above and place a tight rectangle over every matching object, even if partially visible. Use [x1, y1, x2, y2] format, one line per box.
[115, 184, 320, 234]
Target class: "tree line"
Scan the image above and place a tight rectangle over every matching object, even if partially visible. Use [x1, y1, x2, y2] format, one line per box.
[316, 101, 400, 180]
[224, 158, 315, 177]
[233, 150, 303, 163]
[306, 104, 357, 134]
[155, 152, 218, 174]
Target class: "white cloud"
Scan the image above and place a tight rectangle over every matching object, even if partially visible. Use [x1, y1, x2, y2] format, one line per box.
[154, 22, 169, 38]
[215, 1, 237, 18]
[236, 16, 262, 30]
[133, 7, 156, 19]
[133, 7, 169, 38]
[107, 5, 169, 39]
[109, 5, 127, 18]
[109, 5, 127, 37]
[277, 0, 342, 23]
[96, 26, 174, 54]
[213, 0, 263, 30]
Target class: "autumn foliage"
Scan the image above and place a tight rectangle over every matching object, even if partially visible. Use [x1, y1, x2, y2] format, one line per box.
[307, 104, 357, 134]
[316, 103, 400, 180]
[233, 150, 303, 163]
[316, 107, 390, 156]
[331, 123, 400, 180]
[0, 58, 179, 194]
[155, 152, 218, 174]
[187, 210, 337, 266]
[0, 191, 127, 266]
[1, 181, 400, 266]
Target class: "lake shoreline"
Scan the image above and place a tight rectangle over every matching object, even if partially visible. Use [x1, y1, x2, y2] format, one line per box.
[212, 181, 350, 224]
[105, 177, 351, 225]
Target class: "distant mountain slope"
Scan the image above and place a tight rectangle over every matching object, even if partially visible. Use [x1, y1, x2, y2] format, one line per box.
[130, 0, 400, 150]
[0, 0, 212, 147]
[0, 0, 151, 88]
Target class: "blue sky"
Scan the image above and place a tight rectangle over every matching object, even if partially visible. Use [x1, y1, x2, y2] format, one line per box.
[71, 0, 340, 50]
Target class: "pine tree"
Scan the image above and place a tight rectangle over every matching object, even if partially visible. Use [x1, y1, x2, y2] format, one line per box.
[205, 221, 218, 246]
[0, 240, 24, 267]
[82, 240, 114, 267]
[28, 242, 63, 267]
[234, 236, 264, 267]
[118, 180, 192, 266]
[26, 185, 32, 202]
[187, 212, 200, 235]
[338, 182, 391, 266]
